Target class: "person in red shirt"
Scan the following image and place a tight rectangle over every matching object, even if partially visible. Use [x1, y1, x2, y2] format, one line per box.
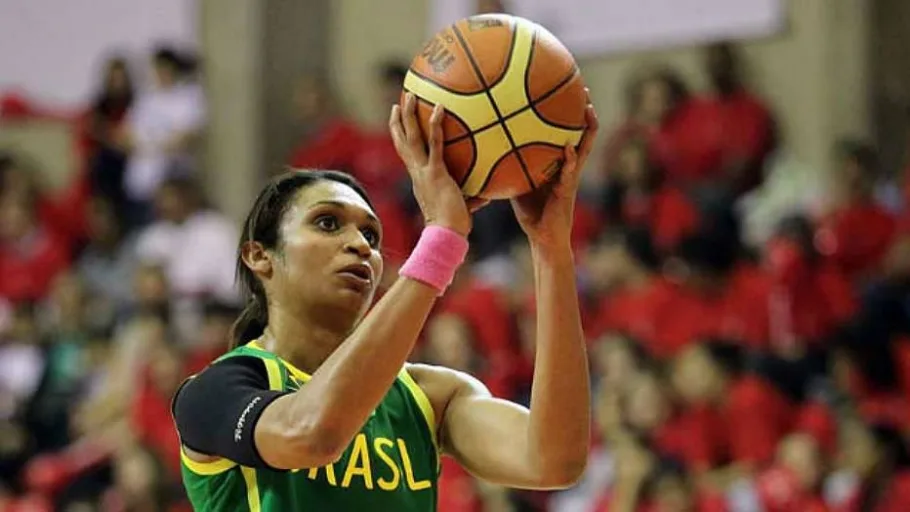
[601, 138, 700, 253]
[601, 67, 690, 181]
[756, 433, 829, 512]
[585, 227, 674, 346]
[815, 140, 898, 283]
[670, 341, 794, 471]
[287, 76, 362, 174]
[700, 42, 776, 194]
[0, 193, 71, 302]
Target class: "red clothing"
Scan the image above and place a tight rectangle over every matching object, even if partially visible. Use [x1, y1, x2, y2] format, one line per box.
[588, 277, 675, 345]
[131, 374, 182, 477]
[668, 376, 793, 469]
[766, 239, 857, 349]
[437, 458, 482, 512]
[793, 401, 838, 456]
[618, 185, 699, 252]
[288, 118, 362, 173]
[650, 266, 771, 358]
[350, 131, 409, 198]
[757, 466, 830, 512]
[437, 280, 518, 398]
[0, 228, 70, 302]
[815, 202, 898, 282]
[594, 490, 727, 512]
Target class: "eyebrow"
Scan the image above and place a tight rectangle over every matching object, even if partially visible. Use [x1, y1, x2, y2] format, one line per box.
[310, 200, 380, 225]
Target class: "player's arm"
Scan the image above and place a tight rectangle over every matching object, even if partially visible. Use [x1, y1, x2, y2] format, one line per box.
[243, 96, 477, 470]
[410, 246, 590, 490]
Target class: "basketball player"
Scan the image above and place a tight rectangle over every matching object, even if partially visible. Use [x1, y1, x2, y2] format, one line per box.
[172, 92, 599, 510]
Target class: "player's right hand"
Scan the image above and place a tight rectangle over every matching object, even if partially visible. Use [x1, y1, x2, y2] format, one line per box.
[390, 93, 478, 238]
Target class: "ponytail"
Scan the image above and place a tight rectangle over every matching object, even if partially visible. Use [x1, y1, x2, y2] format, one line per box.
[230, 295, 267, 349]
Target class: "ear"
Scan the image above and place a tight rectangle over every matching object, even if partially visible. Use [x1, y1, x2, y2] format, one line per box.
[241, 241, 273, 280]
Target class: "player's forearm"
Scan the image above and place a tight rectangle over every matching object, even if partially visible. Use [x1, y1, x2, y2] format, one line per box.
[281, 278, 438, 457]
[525, 243, 591, 484]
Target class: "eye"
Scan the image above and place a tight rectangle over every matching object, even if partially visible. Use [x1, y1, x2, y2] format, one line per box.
[314, 215, 339, 232]
[361, 226, 381, 249]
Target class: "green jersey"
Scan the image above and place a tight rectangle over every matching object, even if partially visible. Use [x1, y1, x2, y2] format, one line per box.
[179, 340, 440, 511]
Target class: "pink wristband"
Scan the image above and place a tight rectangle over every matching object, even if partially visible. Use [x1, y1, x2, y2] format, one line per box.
[399, 225, 469, 295]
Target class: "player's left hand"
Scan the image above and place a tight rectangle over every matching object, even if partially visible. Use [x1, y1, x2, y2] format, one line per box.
[510, 95, 599, 252]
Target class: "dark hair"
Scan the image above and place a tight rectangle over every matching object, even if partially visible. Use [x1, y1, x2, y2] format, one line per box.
[595, 226, 661, 271]
[230, 169, 373, 348]
[701, 339, 745, 377]
[94, 57, 134, 117]
[624, 67, 690, 115]
[153, 46, 182, 70]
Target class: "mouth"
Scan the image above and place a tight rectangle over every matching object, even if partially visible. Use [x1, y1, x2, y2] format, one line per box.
[337, 263, 373, 288]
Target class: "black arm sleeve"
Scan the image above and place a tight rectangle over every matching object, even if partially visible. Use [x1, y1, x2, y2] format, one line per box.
[172, 355, 290, 469]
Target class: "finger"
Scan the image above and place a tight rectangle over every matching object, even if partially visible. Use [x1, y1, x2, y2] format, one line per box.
[466, 197, 491, 213]
[577, 104, 600, 163]
[402, 93, 424, 152]
[388, 105, 412, 165]
[427, 104, 445, 167]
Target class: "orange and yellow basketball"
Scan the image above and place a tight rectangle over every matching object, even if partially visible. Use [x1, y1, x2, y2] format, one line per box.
[404, 14, 588, 200]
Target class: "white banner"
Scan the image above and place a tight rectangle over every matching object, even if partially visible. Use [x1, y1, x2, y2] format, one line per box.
[431, 0, 785, 58]
[0, 0, 197, 109]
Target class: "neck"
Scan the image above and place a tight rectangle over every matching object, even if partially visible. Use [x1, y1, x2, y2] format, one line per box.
[260, 305, 354, 375]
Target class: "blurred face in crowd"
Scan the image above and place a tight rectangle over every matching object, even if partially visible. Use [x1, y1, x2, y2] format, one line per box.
[0, 163, 32, 199]
[87, 196, 120, 247]
[424, 314, 476, 373]
[705, 43, 738, 94]
[615, 141, 651, 188]
[50, 272, 87, 328]
[592, 335, 640, 391]
[106, 61, 131, 96]
[637, 77, 672, 124]
[133, 265, 169, 307]
[114, 447, 160, 506]
[154, 183, 194, 223]
[671, 345, 721, 404]
[294, 77, 334, 123]
[840, 421, 880, 479]
[0, 195, 36, 242]
[585, 240, 635, 292]
[153, 56, 178, 89]
[150, 341, 184, 396]
[777, 433, 823, 490]
[625, 372, 670, 433]
[652, 472, 695, 512]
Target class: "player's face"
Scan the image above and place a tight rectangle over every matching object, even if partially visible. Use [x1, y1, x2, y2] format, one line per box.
[274, 181, 384, 321]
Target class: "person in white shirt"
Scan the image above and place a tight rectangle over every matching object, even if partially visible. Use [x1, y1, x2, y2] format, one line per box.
[120, 47, 206, 221]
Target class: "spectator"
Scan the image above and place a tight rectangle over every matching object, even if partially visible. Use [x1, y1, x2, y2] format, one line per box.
[0, 194, 71, 303]
[827, 421, 910, 512]
[287, 76, 363, 174]
[669, 341, 794, 472]
[815, 140, 899, 284]
[85, 57, 135, 211]
[134, 176, 238, 305]
[76, 196, 139, 331]
[121, 46, 206, 225]
[601, 138, 700, 253]
[753, 433, 828, 512]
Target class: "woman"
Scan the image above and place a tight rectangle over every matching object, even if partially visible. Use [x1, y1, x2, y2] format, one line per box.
[172, 92, 598, 510]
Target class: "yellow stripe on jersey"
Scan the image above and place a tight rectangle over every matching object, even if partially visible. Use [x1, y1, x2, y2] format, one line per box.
[262, 358, 284, 391]
[180, 448, 238, 476]
[241, 466, 262, 512]
[247, 339, 313, 384]
[398, 367, 438, 453]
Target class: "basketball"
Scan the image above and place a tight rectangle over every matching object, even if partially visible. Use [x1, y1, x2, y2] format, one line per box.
[403, 14, 588, 200]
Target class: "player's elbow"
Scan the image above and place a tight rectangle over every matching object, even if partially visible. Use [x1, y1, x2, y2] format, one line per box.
[261, 409, 350, 469]
[539, 456, 588, 489]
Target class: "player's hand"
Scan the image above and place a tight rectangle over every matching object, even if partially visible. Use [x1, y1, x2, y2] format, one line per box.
[390, 93, 478, 237]
[510, 94, 599, 252]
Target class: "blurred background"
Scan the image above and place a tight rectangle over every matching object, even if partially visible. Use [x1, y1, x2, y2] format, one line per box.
[1, 0, 910, 510]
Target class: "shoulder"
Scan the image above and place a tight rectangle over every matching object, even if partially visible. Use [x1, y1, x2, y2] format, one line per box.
[173, 355, 271, 413]
[404, 364, 491, 423]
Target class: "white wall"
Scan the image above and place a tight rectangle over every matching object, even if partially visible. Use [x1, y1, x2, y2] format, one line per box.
[0, 0, 197, 109]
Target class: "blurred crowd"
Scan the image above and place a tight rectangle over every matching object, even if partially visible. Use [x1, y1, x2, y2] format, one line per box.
[2, 23, 910, 512]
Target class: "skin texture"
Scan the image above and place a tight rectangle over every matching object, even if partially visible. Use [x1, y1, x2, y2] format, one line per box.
[184, 91, 599, 490]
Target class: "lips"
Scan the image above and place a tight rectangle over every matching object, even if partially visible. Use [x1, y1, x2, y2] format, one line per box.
[338, 263, 373, 284]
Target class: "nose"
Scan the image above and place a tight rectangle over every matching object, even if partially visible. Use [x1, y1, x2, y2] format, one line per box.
[343, 229, 372, 259]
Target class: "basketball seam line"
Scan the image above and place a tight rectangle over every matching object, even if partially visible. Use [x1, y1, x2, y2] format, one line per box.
[451, 22, 536, 192]
[444, 66, 583, 146]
